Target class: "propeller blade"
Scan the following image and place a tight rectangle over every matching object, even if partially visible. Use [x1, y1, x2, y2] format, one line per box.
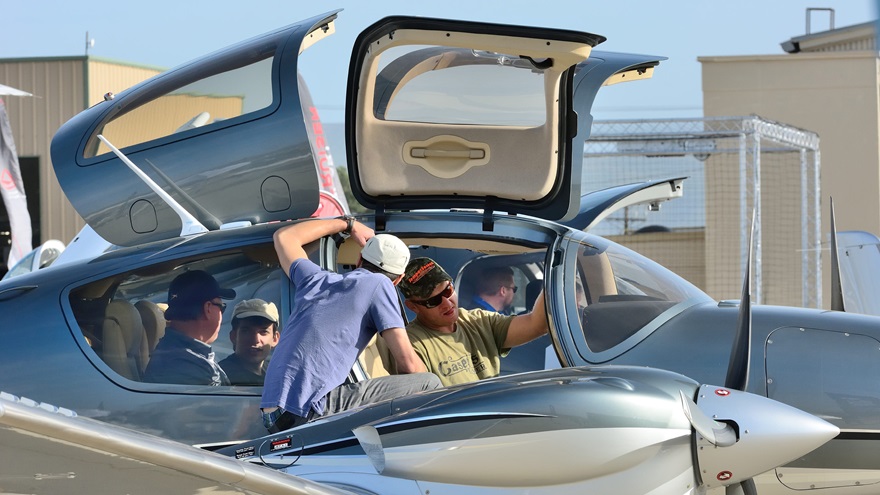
[724, 208, 754, 391]
[679, 390, 736, 447]
[726, 478, 758, 495]
[352, 425, 386, 473]
[829, 197, 846, 312]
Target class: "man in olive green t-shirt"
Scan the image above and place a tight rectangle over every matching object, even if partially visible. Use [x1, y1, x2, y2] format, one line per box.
[399, 257, 549, 386]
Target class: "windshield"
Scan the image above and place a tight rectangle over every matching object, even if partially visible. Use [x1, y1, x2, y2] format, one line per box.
[567, 234, 711, 354]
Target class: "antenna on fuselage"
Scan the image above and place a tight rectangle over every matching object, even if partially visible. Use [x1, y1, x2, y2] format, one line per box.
[97, 135, 208, 237]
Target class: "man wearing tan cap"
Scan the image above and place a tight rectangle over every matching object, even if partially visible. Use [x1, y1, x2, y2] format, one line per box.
[219, 299, 280, 386]
[261, 217, 441, 433]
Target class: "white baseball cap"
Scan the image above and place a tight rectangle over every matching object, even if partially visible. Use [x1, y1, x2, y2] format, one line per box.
[360, 234, 410, 276]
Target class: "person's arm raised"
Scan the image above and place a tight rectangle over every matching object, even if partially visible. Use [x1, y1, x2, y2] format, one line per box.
[503, 288, 549, 348]
[273, 218, 374, 278]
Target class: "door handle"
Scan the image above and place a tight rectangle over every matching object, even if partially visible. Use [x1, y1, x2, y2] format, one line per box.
[410, 148, 486, 160]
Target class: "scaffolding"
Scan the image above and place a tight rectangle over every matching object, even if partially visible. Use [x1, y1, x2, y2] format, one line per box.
[584, 116, 821, 308]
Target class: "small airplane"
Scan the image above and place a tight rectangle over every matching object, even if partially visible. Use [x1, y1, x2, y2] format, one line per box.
[1, 366, 838, 495]
[0, 238, 65, 281]
[0, 9, 873, 494]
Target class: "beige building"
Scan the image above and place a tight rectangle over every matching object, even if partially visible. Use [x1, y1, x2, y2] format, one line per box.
[0, 56, 162, 251]
[701, 20, 879, 306]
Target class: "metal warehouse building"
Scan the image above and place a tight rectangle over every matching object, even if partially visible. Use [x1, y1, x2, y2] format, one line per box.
[0, 56, 161, 250]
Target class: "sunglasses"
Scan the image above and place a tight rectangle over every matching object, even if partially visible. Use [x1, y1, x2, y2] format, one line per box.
[210, 301, 227, 312]
[411, 282, 454, 309]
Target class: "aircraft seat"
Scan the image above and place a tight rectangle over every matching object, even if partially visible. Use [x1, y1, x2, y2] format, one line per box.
[581, 251, 617, 304]
[135, 300, 166, 359]
[358, 333, 393, 378]
[524, 279, 544, 311]
[102, 300, 147, 380]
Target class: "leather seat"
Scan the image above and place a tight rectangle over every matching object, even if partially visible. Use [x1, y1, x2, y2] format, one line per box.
[358, 333, 392, 378]
[135, 300, 166, 359]
[102, 300, 147, 380]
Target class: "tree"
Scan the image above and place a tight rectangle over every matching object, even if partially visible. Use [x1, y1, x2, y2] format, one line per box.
[336, 167, 367, 213]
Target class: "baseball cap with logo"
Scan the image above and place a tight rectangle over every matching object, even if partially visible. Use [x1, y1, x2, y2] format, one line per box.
[398, 257, 453, 300]
[232, 298, 279, 323]
[165, 270, 236, 320]
[360, 234, 410, 276]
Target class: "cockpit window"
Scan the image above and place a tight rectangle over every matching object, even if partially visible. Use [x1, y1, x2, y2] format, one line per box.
[68, 249, 285, 388]
[373, 46, 547, 126]
[86, 53, 275, 158]
[572, 237, 710, 354]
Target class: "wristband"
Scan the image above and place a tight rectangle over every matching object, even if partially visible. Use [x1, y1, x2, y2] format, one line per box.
[337, 215, 355, 235]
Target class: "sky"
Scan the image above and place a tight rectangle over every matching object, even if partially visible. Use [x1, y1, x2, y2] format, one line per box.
[1, 1, 877, 122]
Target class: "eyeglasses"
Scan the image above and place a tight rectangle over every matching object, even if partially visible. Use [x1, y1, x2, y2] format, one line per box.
[411, 282, 454, 309]
[505, 285, 519, 294]
[210, 301, 227, 312]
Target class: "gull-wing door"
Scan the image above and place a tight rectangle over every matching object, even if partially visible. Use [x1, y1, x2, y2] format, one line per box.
[346, 16, 604, 224]
[50, 12, 340, 247]
[562, 177, 685, 231]
[346, 23, 665, 224]
[0, 392, 352, 495]
[565, 50, 668, 224]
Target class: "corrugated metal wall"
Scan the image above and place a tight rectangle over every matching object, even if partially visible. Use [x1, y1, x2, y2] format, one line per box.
[0, 57, 87, 245]
[0, 57, 160, 245]
[87, 59, 162, 107]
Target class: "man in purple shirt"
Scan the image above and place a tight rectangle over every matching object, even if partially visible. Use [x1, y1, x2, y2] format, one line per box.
[260, 216, 441, 433]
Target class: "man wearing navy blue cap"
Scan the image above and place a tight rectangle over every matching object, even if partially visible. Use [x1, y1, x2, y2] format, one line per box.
[143, 269, 236, 385]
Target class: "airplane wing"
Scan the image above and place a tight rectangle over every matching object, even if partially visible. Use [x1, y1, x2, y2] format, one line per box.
[0, 392, 352, 495]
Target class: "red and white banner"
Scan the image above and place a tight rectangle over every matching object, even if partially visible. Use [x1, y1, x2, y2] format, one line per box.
[0, 98, 32, 269]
